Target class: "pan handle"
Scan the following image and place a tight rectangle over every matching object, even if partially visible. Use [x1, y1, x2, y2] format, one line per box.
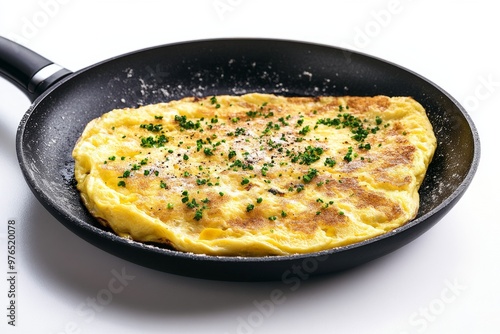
[0, 37, 72, 102]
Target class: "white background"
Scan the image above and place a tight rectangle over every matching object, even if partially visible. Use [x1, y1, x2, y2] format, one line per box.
[0, 0, 498, 333]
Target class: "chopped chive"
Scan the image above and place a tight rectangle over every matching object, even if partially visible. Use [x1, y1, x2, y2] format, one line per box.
[194, 209, 203, 221]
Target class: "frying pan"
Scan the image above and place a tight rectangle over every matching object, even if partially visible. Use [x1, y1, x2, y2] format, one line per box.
[0, 37, 480, 281]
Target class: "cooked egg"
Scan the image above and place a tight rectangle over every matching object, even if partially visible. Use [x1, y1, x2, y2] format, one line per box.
[72, 94, 436, 256]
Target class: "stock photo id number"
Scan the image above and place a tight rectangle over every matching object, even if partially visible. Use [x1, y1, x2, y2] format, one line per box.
[6, 219, 17, 327]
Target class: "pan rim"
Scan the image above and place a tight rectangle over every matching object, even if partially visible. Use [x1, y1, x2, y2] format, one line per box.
[15, 37, 481, 266]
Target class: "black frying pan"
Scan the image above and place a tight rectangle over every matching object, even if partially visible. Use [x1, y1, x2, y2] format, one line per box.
[0, 37, 480, 281]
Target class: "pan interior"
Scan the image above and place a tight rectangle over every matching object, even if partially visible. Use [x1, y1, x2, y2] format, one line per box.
[18, 39, 478, 258]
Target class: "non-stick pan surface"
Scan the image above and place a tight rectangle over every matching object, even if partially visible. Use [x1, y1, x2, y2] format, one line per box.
[2, 38, 479, 281]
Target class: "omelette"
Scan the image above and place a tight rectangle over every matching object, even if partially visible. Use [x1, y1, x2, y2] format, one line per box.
[72, 93, 436, 256]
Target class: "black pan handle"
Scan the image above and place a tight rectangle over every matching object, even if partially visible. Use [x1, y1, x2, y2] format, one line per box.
[0, 37, 72, 102]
